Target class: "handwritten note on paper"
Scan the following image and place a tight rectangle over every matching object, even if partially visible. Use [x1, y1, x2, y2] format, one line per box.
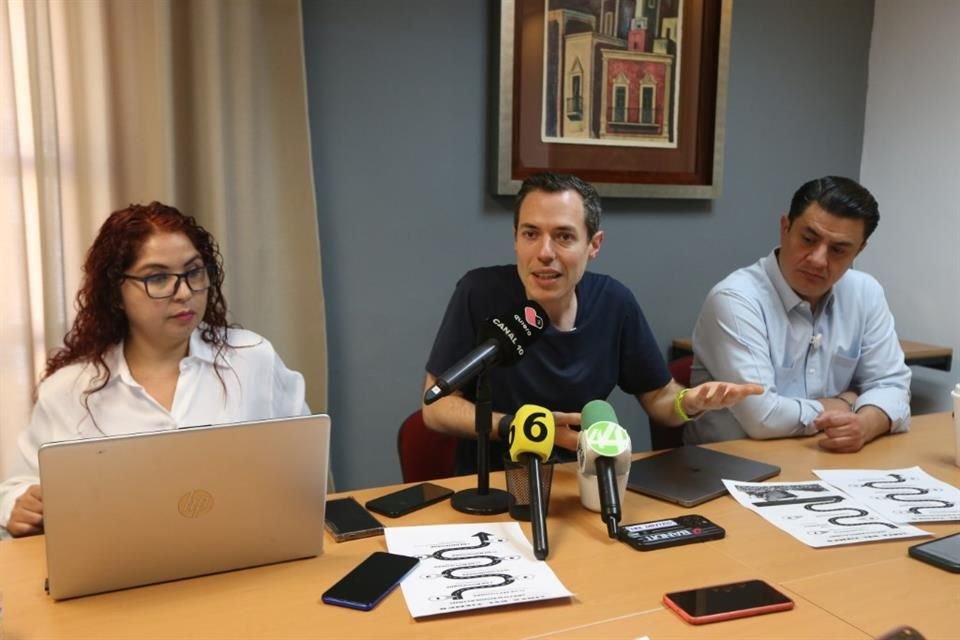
[384, 522, 573, 618]
[723, 479, 930, 548]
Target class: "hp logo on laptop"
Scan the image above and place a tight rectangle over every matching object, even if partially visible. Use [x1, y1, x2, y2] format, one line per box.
[178, 489, 215, 518]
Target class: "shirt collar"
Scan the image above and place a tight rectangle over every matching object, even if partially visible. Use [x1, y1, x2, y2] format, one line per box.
[104, 342, 136, 388]
[105, 328, 221, 388]
[764, 248, 836, 316]
[185, 328, 220, 365]
[763, 248, 803, 313]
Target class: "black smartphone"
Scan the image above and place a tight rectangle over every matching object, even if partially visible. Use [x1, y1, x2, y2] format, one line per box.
[908, 531, 960, 573]
[663, 579, 794, 625]
[619, 515, 725, 551]
[365, 482, 454, 518]
[321, 551, 420, 611]
[324, 497, 384, 542]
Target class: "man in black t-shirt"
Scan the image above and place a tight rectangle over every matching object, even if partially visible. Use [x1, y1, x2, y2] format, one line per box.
[423, 173, 761, 473]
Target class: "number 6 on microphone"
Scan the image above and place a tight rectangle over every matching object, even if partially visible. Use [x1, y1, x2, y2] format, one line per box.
[508, 405, 556, 462]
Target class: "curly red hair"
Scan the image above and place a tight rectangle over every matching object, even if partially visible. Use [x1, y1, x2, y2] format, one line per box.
[45, 202, 230, 393]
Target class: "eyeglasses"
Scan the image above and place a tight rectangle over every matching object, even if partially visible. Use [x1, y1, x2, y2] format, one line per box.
[122, 265, 215, 299]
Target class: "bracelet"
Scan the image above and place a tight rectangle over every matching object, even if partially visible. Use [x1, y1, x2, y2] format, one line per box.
[674, 388, 696, 422]
[834, 395, 854, 411]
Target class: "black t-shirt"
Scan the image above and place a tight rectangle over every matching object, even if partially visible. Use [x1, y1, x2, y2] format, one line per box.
[426, 265, 670, 473]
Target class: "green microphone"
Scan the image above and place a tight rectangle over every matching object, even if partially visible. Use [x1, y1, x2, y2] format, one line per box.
[577, 400, 632, 538]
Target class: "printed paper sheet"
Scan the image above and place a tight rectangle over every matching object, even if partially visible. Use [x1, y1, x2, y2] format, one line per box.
[723, 479, 930, 547]
[384, 522, 573, 618]
[814, 467, 960, 523]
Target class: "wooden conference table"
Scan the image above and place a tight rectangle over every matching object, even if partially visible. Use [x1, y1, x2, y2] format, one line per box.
[1, 413, 958, 639]
[670, 337, 955, 372]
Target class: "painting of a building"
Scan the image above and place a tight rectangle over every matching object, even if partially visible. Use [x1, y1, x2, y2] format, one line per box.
[542, 0, 682, 148]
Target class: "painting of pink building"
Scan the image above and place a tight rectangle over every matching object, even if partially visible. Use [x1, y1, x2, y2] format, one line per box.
[542, 0, 681, 147]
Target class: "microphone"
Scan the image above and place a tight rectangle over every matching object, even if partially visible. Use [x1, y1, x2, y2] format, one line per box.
[576, 400, 632, 538]
[506, 405, 555, 560]
[810, 333, 822, 350]
[424, 300, 549, 405]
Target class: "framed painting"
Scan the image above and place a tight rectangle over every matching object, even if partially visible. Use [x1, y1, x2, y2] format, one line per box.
[495, 0, 733, 198]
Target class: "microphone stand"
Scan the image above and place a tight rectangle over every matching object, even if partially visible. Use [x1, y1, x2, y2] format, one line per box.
[451, 370, 511, 515]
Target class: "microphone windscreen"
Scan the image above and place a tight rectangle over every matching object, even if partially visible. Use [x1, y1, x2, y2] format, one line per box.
[581, 399, 619, 430]
[479, 300, 550, 366]
[507, 404, 556, 463]
[581, 400, 630, 458]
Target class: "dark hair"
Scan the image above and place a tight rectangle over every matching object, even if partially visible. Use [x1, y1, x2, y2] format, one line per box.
[788, 176, 879, 240]
[45, 202, 230, 396]
[514, 173, 602, 239]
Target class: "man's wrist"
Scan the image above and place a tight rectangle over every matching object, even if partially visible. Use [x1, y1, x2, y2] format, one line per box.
[859, 405, 893, 441]
[674, 388, 700, 422]
[833, 394, 854, 411]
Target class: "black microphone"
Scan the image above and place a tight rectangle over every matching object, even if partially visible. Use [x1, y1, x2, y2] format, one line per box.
[424, 300, 549, 405]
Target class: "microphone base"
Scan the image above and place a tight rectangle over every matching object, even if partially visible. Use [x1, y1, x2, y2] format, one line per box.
[451, 488, 511, 515]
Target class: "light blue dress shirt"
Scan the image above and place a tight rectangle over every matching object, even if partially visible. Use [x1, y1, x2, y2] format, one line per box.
[686, 249, 911, 444]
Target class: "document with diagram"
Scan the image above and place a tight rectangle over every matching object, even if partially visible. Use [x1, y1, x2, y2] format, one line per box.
[814, 467, 960, 523]
[384, 522, 573, 618]
[723, 479, 930, 548]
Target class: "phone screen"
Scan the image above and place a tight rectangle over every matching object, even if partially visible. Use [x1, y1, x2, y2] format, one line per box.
[322, 551, 419, 611]
[664, 579, 793, 624]
[365, 483, 454, 518]
[324, 497, 384, 541]
[909, 532, 960, 572]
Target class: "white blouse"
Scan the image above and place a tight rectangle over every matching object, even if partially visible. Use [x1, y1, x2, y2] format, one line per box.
[0, 327, 308, 527]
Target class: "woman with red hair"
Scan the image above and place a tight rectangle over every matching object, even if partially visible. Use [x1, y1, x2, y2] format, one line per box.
[0, 202, 307, 537]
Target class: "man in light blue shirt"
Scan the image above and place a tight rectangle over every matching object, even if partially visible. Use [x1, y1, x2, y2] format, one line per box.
[688, 176, 911, 452]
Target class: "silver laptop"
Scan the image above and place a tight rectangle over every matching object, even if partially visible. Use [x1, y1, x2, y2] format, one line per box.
[39, 414, 331, 600]
[627, 445, 780, 507]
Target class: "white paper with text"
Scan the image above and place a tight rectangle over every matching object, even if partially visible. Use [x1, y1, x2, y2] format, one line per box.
[723, 479, 930, 547]
[814, 467, 960, 523]
[385, 522, 573, 618]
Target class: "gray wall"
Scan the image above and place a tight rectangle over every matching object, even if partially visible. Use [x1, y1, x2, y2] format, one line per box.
[858, 0, 959, 414]
[302, 0, 874, 491]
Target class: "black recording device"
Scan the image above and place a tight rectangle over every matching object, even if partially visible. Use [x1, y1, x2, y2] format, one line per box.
[321, 551, 419, 611]
[618, 515, 725, 551]
[365, 483, 454, 518]
[324, 497, 384, 542]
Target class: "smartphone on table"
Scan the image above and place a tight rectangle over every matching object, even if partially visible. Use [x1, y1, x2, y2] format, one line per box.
[908, 531, 960, 573]
[365, 482, 454, 518]
[324, 497, 384, 542]
[663, 579, 794, 625]
[618, 514, 725, 551]
[322, 551, 420, 611]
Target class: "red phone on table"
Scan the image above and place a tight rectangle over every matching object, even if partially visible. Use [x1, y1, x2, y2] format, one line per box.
[663, 579, 794, 625]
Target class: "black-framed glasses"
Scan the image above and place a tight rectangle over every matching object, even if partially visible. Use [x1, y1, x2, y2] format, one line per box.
[122, 264, 215, 299]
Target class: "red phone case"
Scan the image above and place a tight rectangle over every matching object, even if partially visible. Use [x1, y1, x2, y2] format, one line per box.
[663, 581, 794, 625]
